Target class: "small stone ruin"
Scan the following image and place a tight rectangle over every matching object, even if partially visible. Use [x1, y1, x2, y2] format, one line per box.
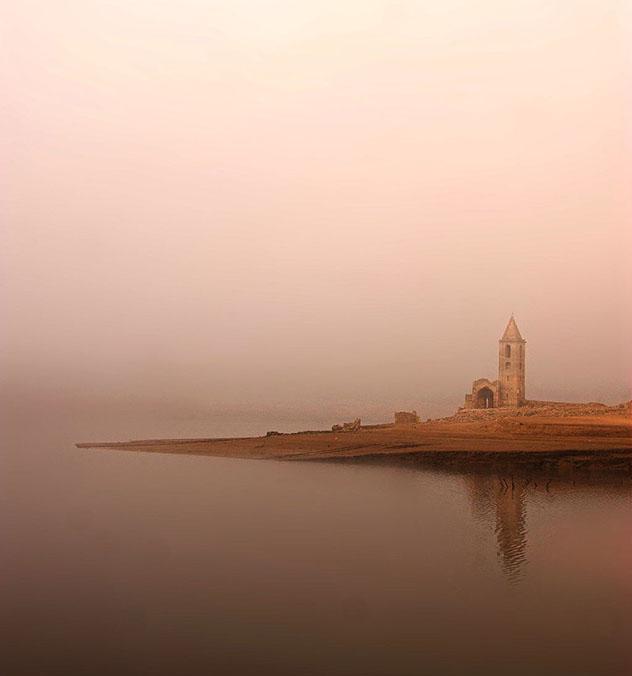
[394, 410, 419, 424]
[331, 418, 362, 432]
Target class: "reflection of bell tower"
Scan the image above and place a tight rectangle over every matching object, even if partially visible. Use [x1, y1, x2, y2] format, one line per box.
[494, 482, 527, 582]
[498, 316, 526, 407]
[465, 474, 528, 582]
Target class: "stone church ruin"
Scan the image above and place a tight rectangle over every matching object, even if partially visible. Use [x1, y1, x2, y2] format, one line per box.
[464, 316, 526, 409]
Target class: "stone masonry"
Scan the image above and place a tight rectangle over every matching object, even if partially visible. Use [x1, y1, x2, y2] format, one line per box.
[464, 316, 526, 409]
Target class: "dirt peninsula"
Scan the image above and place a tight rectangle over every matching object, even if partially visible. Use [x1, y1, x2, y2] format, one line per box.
[77, 402, 632, 469]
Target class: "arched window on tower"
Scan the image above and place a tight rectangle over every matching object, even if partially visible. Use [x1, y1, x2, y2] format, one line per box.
[505, 344, 511, 358]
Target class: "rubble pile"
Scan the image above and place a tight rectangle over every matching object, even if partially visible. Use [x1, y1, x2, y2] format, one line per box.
[444, 400, 631, 423]
[332, 418, 362, 432]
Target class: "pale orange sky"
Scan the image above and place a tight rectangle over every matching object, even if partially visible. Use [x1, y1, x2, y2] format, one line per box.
[2, 1, 631, 419]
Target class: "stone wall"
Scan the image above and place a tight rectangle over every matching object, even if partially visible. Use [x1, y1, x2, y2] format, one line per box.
[450, 400, 631, 422]
[464, 378, 500, 409]
[394, 410, 420, 424]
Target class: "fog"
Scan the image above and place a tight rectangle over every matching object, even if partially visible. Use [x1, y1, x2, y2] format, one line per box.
[2, 0, 631, 423]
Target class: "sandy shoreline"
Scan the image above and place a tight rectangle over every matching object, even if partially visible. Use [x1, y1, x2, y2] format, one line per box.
[77, 413, 632, 466]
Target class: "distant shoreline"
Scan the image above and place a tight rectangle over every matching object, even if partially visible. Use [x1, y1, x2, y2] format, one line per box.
[77, 406, 632, 470]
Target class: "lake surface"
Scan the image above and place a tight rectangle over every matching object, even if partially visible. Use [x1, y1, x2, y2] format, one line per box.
[2, 404, 631, 676]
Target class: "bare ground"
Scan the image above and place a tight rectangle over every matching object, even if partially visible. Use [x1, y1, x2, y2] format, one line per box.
[77, 406, 632, 465]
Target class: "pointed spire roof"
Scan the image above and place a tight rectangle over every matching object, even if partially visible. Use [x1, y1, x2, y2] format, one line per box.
[500, 315, 524, 342]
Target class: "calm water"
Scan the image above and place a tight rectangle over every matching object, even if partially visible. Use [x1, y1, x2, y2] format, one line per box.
[2, 404, 631, 676]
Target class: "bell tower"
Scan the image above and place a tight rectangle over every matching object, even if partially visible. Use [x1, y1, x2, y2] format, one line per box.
[498, 315, 526, 407]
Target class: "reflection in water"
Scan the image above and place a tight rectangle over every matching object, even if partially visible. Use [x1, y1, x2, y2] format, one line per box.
[494, 481, 527, 581]
[3, 398, 632, 676]
[465, 475, 527, 581]
[345, 451, 632, 585]
[3, 408, 632, 676]
[463, 464, 632, 583]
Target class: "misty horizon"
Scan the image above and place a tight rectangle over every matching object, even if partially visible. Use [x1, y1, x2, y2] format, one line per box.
[3, 5, 632, 676]
[3, 1, 631, 424]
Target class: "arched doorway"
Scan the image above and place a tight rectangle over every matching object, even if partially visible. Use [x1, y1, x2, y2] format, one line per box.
[476, 387, 494, 409]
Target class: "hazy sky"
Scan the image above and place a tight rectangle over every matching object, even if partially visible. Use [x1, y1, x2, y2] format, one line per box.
[2, 1, 631, 420]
